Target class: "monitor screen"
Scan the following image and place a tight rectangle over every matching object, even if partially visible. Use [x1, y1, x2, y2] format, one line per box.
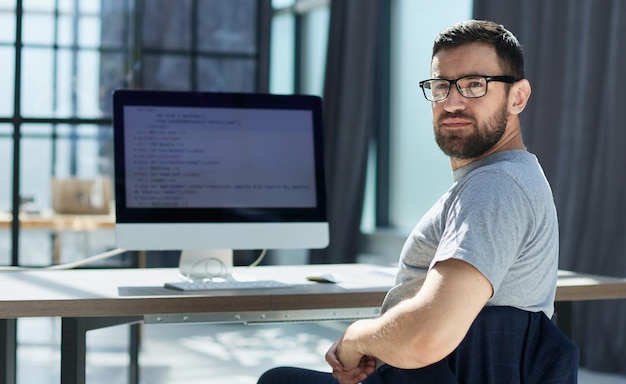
[112, 90, 329, 253]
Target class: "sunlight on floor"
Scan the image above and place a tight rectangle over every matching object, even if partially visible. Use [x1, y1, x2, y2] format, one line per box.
[15, 318, 626, 384]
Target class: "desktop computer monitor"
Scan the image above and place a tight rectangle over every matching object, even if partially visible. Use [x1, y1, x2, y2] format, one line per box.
[112, 89, 329, 280]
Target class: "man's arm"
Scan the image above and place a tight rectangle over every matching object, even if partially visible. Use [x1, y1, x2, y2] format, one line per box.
[333, 258, 493, 370]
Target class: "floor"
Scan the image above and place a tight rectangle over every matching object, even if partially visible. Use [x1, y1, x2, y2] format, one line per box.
[15, 317, 626, 384]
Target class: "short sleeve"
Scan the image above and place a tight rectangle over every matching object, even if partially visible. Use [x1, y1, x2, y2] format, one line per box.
[430, 169, 534, 294]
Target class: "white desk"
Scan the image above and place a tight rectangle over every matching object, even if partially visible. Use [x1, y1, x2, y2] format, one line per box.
[0, 264, 625, 384]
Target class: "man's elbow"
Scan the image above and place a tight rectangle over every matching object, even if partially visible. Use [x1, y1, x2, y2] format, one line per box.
[392, 334, 458, 369]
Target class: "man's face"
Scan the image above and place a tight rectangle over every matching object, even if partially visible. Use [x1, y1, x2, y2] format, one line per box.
[430, 42, 511, 160]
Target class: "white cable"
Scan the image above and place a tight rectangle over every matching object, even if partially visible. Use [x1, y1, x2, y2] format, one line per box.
[179, 249, 268, 282]
[183, 256, 229, 282]
[0, 248, 268, 273]
[0, 248, 127, 271]
[47, 248, 127, 270]
[246, 249, 268, 269]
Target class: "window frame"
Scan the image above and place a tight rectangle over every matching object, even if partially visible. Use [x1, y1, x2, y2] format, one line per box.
[4, 0, 272, 266]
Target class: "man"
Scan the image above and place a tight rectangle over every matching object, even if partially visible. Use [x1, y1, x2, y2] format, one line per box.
[258, 20, 577, 384]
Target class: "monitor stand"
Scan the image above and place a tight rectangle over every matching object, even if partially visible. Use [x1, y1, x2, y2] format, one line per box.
[178, 249, 234, 281]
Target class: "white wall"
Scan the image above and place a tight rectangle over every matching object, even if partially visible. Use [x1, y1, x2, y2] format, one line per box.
[388, 0, 472, 231]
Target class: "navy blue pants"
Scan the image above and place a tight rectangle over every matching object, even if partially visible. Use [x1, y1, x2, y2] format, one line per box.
[258, 361, 457, 384]
[257, 306, 579, 384]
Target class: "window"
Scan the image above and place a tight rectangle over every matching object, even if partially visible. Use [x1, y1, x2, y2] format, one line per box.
[1, 0, 270, 266]
[270, 0, 329, 96]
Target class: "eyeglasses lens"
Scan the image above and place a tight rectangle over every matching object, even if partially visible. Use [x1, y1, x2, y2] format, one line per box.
[422, 76, 488, 101]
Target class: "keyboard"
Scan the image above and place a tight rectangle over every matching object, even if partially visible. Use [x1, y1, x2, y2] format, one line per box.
[164, 279, 292, 292]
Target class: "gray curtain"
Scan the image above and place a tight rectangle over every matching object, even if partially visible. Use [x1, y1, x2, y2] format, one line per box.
[310, 0, 382, 264]
[474, 0, 626, 374]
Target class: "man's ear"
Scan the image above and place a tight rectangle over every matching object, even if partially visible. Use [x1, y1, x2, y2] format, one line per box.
[509, 79, 531, 114]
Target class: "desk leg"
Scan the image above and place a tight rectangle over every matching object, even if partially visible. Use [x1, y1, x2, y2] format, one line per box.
[129, 323, 141, 384]
[554, 301, 574, 340]
[61, 317, 143, 384]
[61, 318, 88, 384]
[0, 319, 17, 384]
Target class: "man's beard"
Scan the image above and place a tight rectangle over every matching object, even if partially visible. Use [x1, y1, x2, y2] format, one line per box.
[434, 100, 508, 160]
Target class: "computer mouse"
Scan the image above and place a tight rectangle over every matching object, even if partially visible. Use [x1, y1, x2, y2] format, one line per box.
[306, 273, 338, 284]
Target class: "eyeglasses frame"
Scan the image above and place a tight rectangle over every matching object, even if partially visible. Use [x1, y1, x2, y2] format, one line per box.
[418, 75, 518, 102]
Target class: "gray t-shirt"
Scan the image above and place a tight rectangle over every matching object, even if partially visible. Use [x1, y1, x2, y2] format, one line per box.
[382, 150, 558, 317]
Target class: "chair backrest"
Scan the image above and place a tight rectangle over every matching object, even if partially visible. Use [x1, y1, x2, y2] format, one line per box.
[446, 306, 579, 384]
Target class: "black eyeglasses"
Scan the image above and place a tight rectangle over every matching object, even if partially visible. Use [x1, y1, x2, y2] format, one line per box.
[418, 75, 517, 102]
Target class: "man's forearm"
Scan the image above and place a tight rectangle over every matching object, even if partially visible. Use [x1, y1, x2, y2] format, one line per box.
[339, 301, 438, 369]
[339, 260, 493, 369]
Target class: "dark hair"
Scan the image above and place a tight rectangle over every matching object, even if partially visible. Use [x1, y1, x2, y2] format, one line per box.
[433, 20, 525, 80]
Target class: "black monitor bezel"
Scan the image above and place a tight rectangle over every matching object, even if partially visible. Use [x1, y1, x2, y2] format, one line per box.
[112, 89, 328, 224]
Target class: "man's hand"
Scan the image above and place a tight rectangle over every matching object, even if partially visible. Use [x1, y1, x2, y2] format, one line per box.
[325, 337, 376, 384]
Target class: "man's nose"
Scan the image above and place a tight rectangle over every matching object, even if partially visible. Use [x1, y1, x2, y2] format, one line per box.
[442, 85, 466, 112]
